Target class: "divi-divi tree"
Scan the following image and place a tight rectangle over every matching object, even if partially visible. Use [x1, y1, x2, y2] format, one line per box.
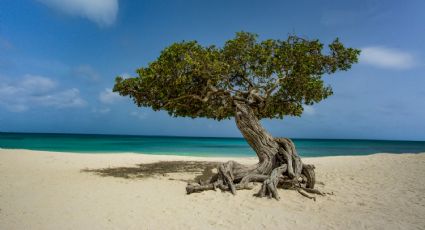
[113, 32, 360, 200]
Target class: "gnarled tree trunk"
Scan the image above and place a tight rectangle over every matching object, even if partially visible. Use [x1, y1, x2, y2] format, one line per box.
[186, 101, 318, 200]
[234, 101, 279, 175]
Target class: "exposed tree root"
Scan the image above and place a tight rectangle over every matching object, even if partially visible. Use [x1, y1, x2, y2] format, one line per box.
[254, 164, 287, 200]
[186, 103, 324, 201]
[297, 188, 317, 201]
[186, 138, 326, 201]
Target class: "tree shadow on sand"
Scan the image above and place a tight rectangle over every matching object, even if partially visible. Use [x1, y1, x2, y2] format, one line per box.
[81, 161, 220, 183]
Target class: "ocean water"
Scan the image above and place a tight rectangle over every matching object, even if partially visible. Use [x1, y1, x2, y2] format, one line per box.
[0, 132, 424, 157]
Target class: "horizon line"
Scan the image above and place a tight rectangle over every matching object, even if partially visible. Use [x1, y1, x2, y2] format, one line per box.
[0, 131, 424, 142]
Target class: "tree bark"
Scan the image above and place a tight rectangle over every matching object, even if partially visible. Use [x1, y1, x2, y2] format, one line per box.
[186, 101, 318, 200]
[234, 101, 279, 175]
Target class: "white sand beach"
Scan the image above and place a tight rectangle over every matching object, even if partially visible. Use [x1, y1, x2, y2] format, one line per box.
[0, 149, 424, 230]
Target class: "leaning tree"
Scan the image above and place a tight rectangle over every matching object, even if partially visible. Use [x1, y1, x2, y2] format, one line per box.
[113, 32, 360, 200]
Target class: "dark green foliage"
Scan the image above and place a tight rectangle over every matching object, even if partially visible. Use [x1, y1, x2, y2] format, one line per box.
[114, 32, 360, 120]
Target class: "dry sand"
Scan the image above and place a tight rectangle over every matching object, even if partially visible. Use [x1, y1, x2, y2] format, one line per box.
[0, 149, 424, 230]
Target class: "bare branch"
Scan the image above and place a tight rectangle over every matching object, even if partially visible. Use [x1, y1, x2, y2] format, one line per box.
[163, 84, 231, 108]
[240, 74, 254, 88]
[232, 95, 250, 104]
[265, 77, 283, 98]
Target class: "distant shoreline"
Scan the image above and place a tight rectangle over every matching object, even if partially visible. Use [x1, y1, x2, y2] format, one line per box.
[0, 147, 425, 160]
[1, 131, 424, 142]
[0, 148, 258, 159]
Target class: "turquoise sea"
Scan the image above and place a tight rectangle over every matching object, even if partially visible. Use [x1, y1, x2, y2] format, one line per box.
[0, 132, 424, 157]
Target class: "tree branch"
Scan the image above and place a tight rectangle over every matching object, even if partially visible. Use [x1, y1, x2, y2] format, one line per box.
[163, 85, 231, 108]
[240, 74, 254, 89]
[232, 95, 251, 104]
[265, 76, 286, 98]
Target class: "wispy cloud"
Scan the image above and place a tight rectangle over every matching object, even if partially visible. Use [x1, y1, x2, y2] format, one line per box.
[120, 73, 132, 79]
[361, 47, 415, 69]
[21, 75, 56, 93]
[303, 105, 316, 116]
[73, 65, 100, 81]
[99, 88, 122, 104]
[92, 107, 111, 114]
[33, 88, 86, 108]
[321, 7, 389, 27]
[131, 111, 147, 120]
[0, 75, 86, 112]
[38, 0, 119, 27]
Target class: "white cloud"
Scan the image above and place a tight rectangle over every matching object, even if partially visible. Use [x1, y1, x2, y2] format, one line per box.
[21, 74, 56, 93]
[99, 107, 111, 114]
[73, 65, 100, 81]
[303, 105, 316, 115]
[361, 47, 415, 69]
[131, 111, 147, 120]
[91, 107, 111, 114]
[6, 104, 28, 113]
[38, 0, 119, 27]
[120, 73, 132, 79]
[34, 88, 86, 108]
[0, 75, 86, 112]
[99, 88, 122, 104]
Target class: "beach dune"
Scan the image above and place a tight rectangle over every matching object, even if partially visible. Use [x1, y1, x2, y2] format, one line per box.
[0, 149, 424, 230]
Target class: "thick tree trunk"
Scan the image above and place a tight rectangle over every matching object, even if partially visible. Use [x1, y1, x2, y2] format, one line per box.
[234, 101, 279, 175]
[186, 101, 318, 200]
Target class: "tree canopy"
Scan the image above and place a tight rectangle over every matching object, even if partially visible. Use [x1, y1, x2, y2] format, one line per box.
[113, 32, 360, 120]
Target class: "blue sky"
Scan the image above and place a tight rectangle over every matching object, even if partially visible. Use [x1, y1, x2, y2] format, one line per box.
[0, 0, 424, 140]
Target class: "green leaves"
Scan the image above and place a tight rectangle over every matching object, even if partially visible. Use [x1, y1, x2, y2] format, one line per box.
[113, 32, 360, 120]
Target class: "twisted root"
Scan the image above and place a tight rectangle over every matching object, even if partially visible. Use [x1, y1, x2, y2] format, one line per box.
[186, 138, 325, 201]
